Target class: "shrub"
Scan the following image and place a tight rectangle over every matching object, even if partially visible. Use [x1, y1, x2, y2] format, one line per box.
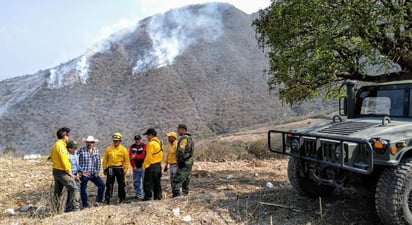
[2, 146, 16, 157]
[248, 139, 286, 159]
[247, 139, 266, 159]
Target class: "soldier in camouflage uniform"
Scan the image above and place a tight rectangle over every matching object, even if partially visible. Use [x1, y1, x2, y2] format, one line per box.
[172, 124, 195, 197]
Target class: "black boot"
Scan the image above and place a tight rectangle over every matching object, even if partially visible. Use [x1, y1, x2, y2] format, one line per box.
[172, 192, 181, 198]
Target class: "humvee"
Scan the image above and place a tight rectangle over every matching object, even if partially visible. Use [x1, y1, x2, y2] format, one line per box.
[268, 80, 412, 225]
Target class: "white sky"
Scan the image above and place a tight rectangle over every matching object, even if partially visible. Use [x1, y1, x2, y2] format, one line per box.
[0, 0, 270, 81]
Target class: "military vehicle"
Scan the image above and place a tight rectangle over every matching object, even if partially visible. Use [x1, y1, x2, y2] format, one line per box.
[268, 81, 412, 225]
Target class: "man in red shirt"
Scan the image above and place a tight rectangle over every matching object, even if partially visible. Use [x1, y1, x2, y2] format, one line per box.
[129, 134, 146, 199]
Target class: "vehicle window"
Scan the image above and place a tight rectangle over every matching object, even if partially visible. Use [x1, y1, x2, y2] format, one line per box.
[378, 89, 404, 117]
[409, 91, 412, 117]
[358, 89, 404, 116]
[360, 97, 391, 115]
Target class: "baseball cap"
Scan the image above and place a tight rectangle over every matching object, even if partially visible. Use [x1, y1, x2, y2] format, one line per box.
[134, 134, 142, 140]
[166, 132, 177, 139]
[143, 128, 157, 136]
[67, 140, 78, 149]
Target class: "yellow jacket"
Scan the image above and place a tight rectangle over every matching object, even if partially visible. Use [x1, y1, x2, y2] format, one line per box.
[143, 136, 163, 170]
[165, 140, 177, 166]
[102, 144, 130, 173]
[50, 139, 71, 175]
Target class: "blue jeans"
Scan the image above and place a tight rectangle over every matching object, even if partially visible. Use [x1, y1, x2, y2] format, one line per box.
[80, 175, 105, 208]
[133, 168, 144, 197]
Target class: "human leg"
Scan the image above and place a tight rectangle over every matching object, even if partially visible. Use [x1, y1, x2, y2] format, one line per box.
[153, 164, 162, 200]
[54, 170, 80, 211]
[64, 180, 80, 211]
[104, 171, 115, 204]
[66, 180, 80, 211]
[80, 176, 90, 208]
[132, 169, 140, 196]
[136, 168, 144, 197]
[169, 164, 178, 188]
[140, 170, 145, 197]
[53, 169, 67, 213]
[143, 167, 154, 200]
[65, 190, 72, 212]
[114, 168, 126, 202]
[171, 167, 187, 197]
[182, 167, 192, 195]
[91, 176, 105, 203]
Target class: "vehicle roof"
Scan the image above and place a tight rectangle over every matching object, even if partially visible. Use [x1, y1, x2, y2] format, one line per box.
[357, 80, 412, 89]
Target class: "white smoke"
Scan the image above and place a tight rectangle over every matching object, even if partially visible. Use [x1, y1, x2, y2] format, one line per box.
[47, 3, 229, 88]
[76, 55, 89, 83]
[133, 3, 228, 73]
[48, 63, 73, 89]
[47, 19, 137, 89]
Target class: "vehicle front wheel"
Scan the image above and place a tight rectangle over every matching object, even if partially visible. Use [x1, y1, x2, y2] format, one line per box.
[375, 157, 412, 225]
[287, 157, 335, 197]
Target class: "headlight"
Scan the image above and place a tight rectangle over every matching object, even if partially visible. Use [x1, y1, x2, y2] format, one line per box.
[291, 138, 300, 151]
[335, 145, 346, 160]
[370, 138, 388, 154]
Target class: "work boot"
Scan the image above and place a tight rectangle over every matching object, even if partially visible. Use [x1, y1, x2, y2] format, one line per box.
[172, 192, 181, 198]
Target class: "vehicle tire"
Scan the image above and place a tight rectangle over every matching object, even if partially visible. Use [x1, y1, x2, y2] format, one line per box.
[375, 157, 412, 225]
[287, 157, 335, 197]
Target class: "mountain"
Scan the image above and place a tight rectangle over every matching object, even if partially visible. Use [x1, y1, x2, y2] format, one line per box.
[0, 3, 335, 156]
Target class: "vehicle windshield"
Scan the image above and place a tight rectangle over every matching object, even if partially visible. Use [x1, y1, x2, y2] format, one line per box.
[360, 97, 391, 115]
[356, 89, 404, 117]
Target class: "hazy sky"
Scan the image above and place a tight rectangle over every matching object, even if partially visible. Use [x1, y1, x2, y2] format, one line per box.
[0, 0, 270, 81]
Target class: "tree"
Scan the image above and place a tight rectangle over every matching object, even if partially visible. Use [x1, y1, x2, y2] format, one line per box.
[253, 0, 411, 104]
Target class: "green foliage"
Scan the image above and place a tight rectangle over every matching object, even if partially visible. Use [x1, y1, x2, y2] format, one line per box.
[195, 138, 279, 161]
[253, 0, 411, 104]
[2, 146, 16, 157]
[195, 141, 244, 161]
[247, 139, 272, 159]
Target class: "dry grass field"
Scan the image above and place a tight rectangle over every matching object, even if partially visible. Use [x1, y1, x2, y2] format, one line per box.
[0, 118, 383, 225]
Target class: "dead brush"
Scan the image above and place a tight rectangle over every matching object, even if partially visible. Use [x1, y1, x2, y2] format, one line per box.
[28, 184, 55, 219]
[47, 182, 67, 215]
[246, 160, 266, 168]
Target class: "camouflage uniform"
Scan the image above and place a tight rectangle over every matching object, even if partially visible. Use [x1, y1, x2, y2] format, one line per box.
[172, 133, 194, 197]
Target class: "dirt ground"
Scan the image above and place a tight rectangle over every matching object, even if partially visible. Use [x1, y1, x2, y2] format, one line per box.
[0, 157, 382, 225]
[0, 118, 384, 224]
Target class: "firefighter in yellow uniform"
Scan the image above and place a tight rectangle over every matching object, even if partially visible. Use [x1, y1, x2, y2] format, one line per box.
[142, 128, 163, 201]
[50, 127, 80, 212]
[164, 131, 178, 188]
[102, 132, 129, 204]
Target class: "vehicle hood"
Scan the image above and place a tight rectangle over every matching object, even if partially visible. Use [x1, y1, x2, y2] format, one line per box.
[294, 117, 412, 141]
